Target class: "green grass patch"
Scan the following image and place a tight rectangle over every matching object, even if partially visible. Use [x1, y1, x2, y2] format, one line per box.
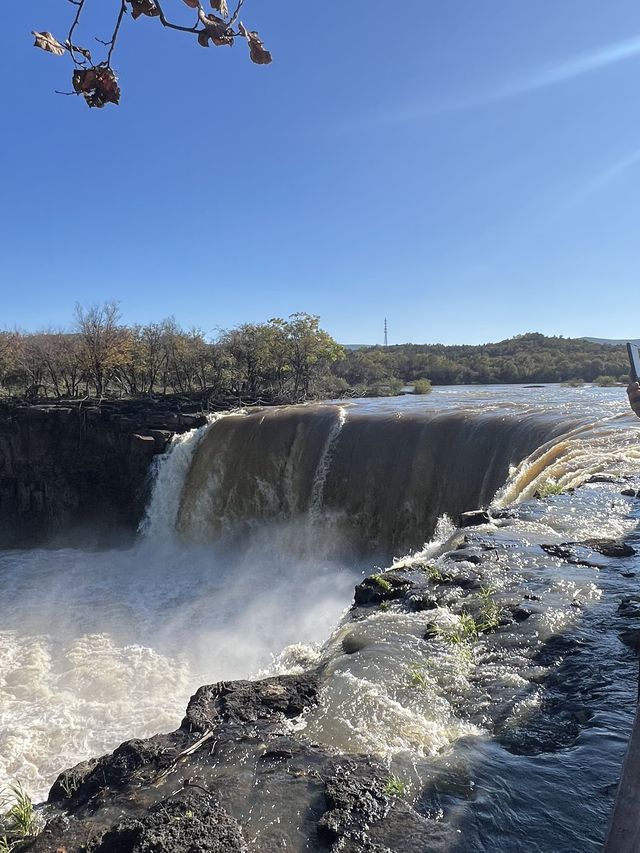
[0, 784, 40, 851]
[536, 480, 564, 497]
[372, 573, 393, 592]
[384, 775, 408, 797]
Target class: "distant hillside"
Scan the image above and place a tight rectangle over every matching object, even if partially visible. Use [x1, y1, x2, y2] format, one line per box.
[333, 332, 630, 388]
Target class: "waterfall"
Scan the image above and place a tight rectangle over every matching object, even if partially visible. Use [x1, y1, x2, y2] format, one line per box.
[174, 404, 578, 554]
[308, 406, 347, 519]
[139, 411, 245, 540]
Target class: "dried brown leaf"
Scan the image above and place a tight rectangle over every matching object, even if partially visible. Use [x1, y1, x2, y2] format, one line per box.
[245, 30, 272, 65]
[211, 0, 229, 17]
[128, 0, 160, 20]
[32, 31, 66, 57]
[197, 9, 233, 47]
[182, 0, 200, 7]
[72, 67, 121, 108]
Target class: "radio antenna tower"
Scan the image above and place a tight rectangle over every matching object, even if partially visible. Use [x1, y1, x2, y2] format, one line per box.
[384, 318, 388, 347]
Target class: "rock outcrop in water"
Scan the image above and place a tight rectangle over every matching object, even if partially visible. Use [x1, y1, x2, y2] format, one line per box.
[0, 399, 207, 547]
[25, 672, 433, 853]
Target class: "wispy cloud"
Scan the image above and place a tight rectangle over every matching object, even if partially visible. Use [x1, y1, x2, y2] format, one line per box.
[344, 35, 640, 131]
[573, 148, 640, 200]
[493, 35, 640, 100]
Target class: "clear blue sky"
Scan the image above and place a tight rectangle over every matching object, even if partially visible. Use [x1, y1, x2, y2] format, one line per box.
[3, 1, 640, 344]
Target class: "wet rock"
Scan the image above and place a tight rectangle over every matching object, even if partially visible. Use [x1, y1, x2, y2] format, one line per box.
[542, 538, 635, 567]
[149, 429, 174, 451]
[423, 623, 439, 640]
[131, 433, 157, 453]
[617, 597, 640, 619]
[0, 398, 211, 548]
[183, 671, 321, 732]
[512, 606, 534, 622]
[621, 488, 640, 498]
[319, 760, 434, 853]
[540, 544, 600, 568]
[581, 539, 636, 558]
[407, 593, 438, 612]
[619, 628, 640, 651]
[490, 507, 518, 520]
[353, 573, 412, 606]
[50, 734, 181, 808]
[319, 760, 390, 842]
[342, 634, 368, 655]
[91, 791, 248, 853]
[447, 551, 483, 565]
[459, 510, 490, 528]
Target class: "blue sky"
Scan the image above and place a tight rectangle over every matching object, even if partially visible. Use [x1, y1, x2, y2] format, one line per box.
[2, 1, 640, 344]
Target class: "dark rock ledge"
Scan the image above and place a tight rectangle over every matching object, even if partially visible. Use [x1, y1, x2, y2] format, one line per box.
[0, 398, 209, 548]
[24, 672, 433, 853]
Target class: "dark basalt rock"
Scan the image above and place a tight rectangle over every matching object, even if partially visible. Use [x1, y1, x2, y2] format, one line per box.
[318, 760, 391, 841]
[617, 597, 640, 619]
[24, 670, 433, 853]
[183, 671, 321, 732]
[0, 398, 209, 548]
[541, 538, 635, 567]
[459, 510, 491, 528]
[91, 792, 248, 853]
[581, 539, 636, 558]
[512, 606, 534, 622]
[406, 592, 438, 612]
[619, 628, 640, 652]
[353, 573, 412, 606]
[318, 760, 433, 853]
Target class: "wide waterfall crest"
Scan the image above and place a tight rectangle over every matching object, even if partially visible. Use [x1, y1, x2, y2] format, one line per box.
[174, 404, 574, 554]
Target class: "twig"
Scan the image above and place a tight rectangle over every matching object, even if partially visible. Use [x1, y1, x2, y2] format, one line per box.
[153, 0, 200, 34]
[67, 0, 87, 64]
[152, 730, 216, 785]
[107, 1, 127, 65]
[228, 0, 245, 28]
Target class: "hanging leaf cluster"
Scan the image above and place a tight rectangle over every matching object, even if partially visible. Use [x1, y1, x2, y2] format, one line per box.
[32, 0, 271, 109]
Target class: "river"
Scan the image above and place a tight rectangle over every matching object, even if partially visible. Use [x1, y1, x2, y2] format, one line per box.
[1, 384, 639, 851]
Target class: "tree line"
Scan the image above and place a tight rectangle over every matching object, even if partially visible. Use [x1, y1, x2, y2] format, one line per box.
[337, 333, 630, 389]
[0, 305, 344, 402]
[0, 309, 631, 403]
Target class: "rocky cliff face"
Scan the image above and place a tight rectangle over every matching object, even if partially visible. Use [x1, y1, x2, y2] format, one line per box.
[0, 400, 207, 548]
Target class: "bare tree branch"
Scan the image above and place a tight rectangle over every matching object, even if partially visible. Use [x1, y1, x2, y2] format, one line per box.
[34, 0, 272, 108]
[107, 1, 127, 66]
[153, 0, 200, 34]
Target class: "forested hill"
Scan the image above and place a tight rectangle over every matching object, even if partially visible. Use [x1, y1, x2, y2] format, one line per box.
[335, 333, 630, 391]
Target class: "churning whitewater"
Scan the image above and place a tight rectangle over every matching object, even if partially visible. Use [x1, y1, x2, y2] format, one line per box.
[2, 385, 640, 852]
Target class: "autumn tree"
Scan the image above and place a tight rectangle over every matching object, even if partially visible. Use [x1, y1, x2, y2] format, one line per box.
[31, 0, 271, 108]
[74, 301, 130, 397]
